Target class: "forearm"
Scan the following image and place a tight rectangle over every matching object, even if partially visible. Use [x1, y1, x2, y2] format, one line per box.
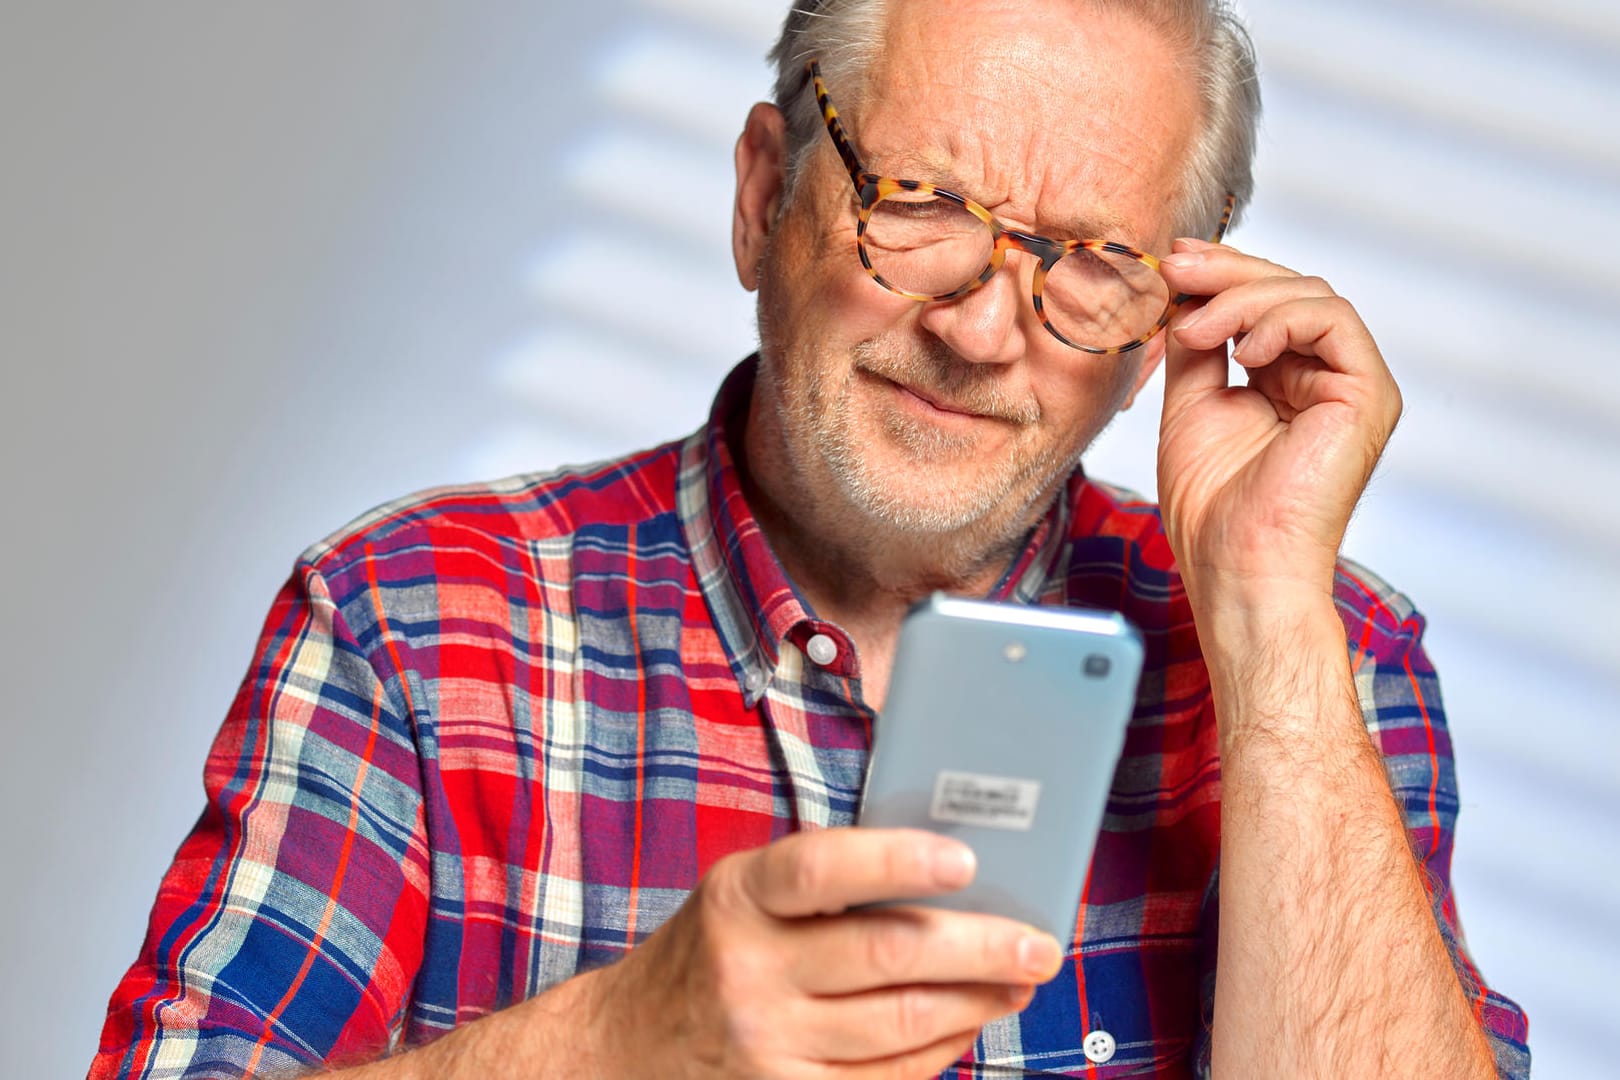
[320, 967, 616, 1079]
[1202, 597, 1494, 1078]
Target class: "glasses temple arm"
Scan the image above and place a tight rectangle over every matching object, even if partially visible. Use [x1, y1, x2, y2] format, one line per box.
[1170, 192, 1239, 307]
[1208, 192, 1236, 244]
[807, 60, 869, 187]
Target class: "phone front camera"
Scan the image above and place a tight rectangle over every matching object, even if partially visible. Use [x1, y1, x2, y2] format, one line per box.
[1083, 655, 1111, 678]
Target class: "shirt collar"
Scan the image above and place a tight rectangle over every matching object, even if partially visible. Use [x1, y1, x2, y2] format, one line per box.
[680, 355, 1077, 706]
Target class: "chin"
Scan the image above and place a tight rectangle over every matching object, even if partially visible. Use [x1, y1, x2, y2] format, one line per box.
[824, 446, 1054, 540]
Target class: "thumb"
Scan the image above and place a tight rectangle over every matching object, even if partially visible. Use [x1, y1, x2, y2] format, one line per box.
[1160, 300, 1228, 428]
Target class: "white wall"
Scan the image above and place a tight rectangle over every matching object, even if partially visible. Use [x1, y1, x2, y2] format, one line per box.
[2, 2, 1613, 1076]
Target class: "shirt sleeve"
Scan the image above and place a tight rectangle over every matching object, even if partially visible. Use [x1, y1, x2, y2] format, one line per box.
[1190, 563, 1532, 1079]
[90, 559, 430, 1079]
[1343, 570, 1531, 1078]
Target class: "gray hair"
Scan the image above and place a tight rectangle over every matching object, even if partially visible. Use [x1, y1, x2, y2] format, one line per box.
[766, 0, 1262, 241]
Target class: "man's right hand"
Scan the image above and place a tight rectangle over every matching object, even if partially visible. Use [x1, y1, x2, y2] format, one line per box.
[585, 827, 1065, 1078]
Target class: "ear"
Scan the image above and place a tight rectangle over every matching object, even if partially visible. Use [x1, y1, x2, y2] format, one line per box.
[732, 102, 789, 292]
[1120, 330, 1168, 410]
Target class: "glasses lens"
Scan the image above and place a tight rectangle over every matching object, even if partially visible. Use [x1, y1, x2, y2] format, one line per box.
[861, 190, 993, 298]
[1041, 247, 1170, 350]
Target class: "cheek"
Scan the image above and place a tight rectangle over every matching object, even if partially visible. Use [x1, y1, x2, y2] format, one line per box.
[1035, 353, 1143, 438]
[822, 270, 921, 343]
[763, 201, 922, 348]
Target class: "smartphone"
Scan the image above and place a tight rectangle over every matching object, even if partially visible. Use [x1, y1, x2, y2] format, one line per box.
[856, 593, 1144, 940]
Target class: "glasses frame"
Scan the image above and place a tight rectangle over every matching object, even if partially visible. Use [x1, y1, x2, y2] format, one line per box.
[807, 59, 1235, 355]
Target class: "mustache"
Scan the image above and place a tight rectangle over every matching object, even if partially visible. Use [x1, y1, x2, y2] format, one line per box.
[851, 338, 1041, 425]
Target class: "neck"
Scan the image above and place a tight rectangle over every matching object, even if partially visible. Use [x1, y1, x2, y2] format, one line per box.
[748, 480, 1028, 622]
[733, 401, 1059, 708]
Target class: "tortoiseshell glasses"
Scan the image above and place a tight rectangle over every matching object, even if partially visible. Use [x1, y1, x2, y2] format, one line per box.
[808, 60, 1235, 355]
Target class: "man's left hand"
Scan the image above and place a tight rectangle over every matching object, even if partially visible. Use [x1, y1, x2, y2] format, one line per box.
[1154, 239, 1499, 1079]
[1154, 238, 1402, 616]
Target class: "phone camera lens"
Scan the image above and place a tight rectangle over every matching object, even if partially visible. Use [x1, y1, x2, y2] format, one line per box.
[1083, 655, 1111, 678]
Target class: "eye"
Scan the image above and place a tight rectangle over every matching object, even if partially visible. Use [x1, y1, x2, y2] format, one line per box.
[878, 193, 957, 219]
[1061, 248, 1127, 281]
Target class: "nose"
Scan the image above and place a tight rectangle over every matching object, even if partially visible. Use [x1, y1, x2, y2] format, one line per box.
[913, 252, 1034, 365]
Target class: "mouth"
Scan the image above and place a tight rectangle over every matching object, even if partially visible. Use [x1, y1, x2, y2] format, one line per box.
[897, 380, 982, 416]
[869, 371, 1007, 424]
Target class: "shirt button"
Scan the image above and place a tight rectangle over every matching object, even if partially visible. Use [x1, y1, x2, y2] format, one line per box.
[805, 633, 839, 667]
[1082, 1029, 1116, 1064]
[744, 669, 766, 693]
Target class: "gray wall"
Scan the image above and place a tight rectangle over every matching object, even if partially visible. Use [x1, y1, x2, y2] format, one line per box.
[2, 2, 1614, 1076]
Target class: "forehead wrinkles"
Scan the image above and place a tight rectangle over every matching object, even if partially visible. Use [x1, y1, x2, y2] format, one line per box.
[855, 1, 1196, 242]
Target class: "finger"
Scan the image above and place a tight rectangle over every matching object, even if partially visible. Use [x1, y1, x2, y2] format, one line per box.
[787, 905, 1063, 994]
[1231, 296, 1390, 385]
[1160, 242, 1302, 299]
[836, 1026, 986, 1079]
[1243, 355, 1332, 423]
[743, 828, 976, 919]
[1169, 273, 1337, 353]
[1160, 304, 1228, 426]
[800, 982, 1034, 1064]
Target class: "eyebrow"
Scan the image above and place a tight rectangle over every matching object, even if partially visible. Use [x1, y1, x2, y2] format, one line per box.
[865, 147, 1138, 244]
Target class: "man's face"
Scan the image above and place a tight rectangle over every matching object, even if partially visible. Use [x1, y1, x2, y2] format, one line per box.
[741, 0, 1201, 548]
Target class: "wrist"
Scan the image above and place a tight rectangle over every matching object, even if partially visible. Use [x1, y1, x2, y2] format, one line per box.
[553, 964, 631, 1076]
[336, 970, 618, 1080]
[452, 964, 625, 1079]
[1189, 579, 1341, 669]
[1190, 592, 1358, 751]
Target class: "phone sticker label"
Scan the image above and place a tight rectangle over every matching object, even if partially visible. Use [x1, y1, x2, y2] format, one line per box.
[929, 771, 1041, 831]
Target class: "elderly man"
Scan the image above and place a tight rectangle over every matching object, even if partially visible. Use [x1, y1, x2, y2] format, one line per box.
[94, 1, 1529, 1077]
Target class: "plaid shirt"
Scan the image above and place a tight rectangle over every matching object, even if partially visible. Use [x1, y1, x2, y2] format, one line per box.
[95, 359, 1529, 1078]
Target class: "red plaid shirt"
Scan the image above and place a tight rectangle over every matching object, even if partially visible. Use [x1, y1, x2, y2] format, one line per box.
[94, 358, 1529, 1077]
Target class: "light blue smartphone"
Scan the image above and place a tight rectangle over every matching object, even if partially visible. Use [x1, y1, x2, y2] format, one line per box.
[857, 593, 1144, 940]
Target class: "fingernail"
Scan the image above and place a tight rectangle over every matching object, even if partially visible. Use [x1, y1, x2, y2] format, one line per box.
[1174, 307, 1205, 331]
[1163, 251, 1204, 269]
[1018, 933, 1061, 978]
[1231, 333, 1248, 360]
[932, 842, 976, 888]
[1005, 983, 1034, 1007]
